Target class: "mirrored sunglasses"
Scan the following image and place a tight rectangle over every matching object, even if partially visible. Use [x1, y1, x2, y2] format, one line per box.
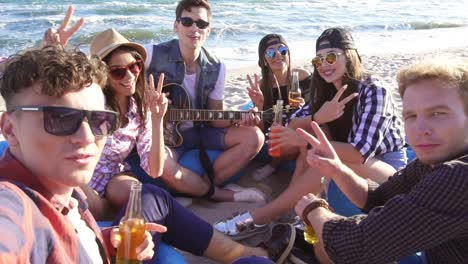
[109, 60, 143, 81]
[10, 106, 119, 137]
[311, 52, 343, 68]
[265, 45, 289, 59]
[177, 17, 210, 29]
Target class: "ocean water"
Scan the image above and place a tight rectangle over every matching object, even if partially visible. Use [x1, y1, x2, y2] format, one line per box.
[1, 0, 467, 69]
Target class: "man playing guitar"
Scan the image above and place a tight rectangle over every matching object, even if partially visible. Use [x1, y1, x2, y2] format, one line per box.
[145, 0, 265, 202]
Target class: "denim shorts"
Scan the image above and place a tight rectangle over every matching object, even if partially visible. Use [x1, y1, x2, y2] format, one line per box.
[375, 148, 408, 171]
[173, 127, 228, 159]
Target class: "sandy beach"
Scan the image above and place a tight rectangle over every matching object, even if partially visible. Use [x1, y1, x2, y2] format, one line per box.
[0, 46, 467, 263]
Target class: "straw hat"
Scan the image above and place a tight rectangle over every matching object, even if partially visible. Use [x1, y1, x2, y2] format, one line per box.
[90, 28, 147, 61]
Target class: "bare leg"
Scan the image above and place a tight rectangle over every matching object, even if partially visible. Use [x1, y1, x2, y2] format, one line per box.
[161, 147, 236, 201]
[203, 231, 267, 264]
[213, 126, 264, 184]
[251, 166, 323, 225]
[81, 184, 119, 221]
[106, 174, 139, 208]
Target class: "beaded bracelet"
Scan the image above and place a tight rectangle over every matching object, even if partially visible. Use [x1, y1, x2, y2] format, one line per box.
[301, 199, 331, 226]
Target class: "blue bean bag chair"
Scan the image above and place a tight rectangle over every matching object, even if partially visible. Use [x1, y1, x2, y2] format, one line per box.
[0, 141, 8, 156]
[127, 149, 243, 193]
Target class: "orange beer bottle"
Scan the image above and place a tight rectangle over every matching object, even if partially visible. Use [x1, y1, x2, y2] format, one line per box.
[116, 182, 146, 264]
[269, 100, 283, 157]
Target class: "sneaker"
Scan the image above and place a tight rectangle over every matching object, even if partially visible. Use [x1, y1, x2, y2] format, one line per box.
[287, 226, 320, 264]
[214, 211, 268, 241]
[224, 184, 266, 203]
[252, 164, 276, 181]
[258, 223, 296, 264]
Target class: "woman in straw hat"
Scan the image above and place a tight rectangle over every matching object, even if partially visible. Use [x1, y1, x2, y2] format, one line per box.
[42, 7, 168, 216]
[84, 28, 169, 216]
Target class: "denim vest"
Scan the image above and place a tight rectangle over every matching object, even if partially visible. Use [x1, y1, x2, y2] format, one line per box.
[147, 39, 221, 109]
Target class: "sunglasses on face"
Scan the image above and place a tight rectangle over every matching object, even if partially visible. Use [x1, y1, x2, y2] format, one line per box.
[311, 52, 343, 68]
[10, 106, 119, 137]
[109, 60, 143, 81]
[177, 17, 210, 29]
[265, 45, 289, 59]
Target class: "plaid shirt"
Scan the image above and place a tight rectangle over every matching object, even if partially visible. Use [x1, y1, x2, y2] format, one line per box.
[348, 78, 405, 162]
[0, 150, 113, 263]
[90, 97, 152, 196]
[323, 151, 468, 263]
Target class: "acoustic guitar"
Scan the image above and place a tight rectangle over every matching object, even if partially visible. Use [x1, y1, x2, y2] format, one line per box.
[162, 83, 289, 147]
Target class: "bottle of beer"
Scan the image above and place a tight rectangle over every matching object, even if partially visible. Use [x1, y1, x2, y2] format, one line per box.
[268, 99, 283, 157]
[116, 182, 146, 264]
[288, 71, 302, 106]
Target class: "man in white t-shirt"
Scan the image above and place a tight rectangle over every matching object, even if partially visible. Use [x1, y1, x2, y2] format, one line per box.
[146, 0, 265, 202]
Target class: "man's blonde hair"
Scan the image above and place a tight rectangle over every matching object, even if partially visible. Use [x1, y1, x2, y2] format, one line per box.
[397, 58, 468, 113]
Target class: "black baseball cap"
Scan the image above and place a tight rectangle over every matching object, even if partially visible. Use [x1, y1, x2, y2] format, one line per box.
[316, 27, 357, 52]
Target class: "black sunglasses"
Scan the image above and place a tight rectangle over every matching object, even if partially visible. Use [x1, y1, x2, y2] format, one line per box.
[9, 106, 119, 137]
[177, 17, 210, 29]
[265, 45, 289, 59]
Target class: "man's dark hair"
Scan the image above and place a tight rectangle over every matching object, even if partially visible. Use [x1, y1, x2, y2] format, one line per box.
[0, 45, 108, 111]
[175, 0, 211, 20]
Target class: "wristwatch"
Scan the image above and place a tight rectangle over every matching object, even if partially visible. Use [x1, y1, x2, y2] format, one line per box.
[301, 199, 331, 226]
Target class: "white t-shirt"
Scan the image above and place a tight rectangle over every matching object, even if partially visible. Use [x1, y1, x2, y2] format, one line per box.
[144, 43, 226, 129]
[67, 206, 104, 264]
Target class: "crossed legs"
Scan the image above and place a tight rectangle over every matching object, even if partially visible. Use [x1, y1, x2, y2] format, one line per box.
[160, 125, 264, 201]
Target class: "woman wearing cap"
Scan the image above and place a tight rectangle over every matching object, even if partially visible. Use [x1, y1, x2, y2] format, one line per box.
[247, 34, 312, 181]
[215, 28, 406, 239]
[292, 27, 407, 218]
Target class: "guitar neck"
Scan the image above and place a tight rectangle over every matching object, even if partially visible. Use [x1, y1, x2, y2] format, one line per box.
[168, 109, 263, 121]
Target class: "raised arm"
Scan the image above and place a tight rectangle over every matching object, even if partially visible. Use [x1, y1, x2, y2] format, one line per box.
[297, 121, 369, 207]
[42, 6, 84, 47]
[145, 73, 168, 177]
[297, 163, 468, 263]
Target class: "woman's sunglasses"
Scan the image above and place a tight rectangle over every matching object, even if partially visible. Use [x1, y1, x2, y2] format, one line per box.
[10, 106, 119, 137]
[177, 17, 210, 29]
[265, 45, 289, 59]
[109, 60, 143, 81]
[311, 52, 343, 68]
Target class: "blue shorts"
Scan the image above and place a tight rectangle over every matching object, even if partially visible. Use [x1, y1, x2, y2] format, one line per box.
[173, 127, 228, 159]
[375, 149, 408, 171]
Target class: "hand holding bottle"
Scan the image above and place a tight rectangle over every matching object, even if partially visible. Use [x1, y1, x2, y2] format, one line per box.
[110, 222, 167, 262]
[114, 182, 167, 263]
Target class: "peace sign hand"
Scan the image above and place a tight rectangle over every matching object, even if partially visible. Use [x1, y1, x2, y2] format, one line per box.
[296, 122, 345, 178]
[313, 85, 358, 124]
[247, 74, 264, 110]
[42, 6, 84, 47]
[146, 73, 168, 120]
